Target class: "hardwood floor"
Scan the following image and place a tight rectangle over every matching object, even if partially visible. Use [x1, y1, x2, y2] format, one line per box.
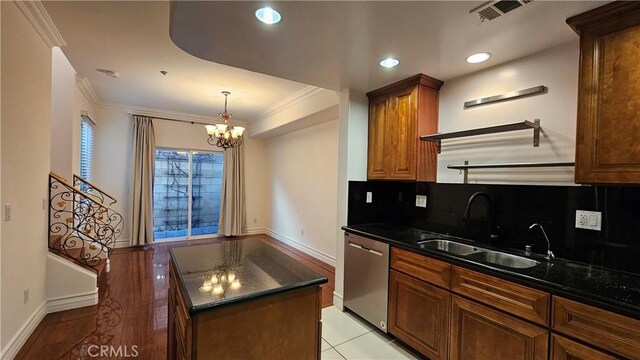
[16, 234, 335, 359]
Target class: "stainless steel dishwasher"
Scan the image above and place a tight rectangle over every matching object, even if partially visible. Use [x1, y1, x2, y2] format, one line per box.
[343, 232, 389, 332]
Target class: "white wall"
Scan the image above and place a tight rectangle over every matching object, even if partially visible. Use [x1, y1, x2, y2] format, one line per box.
[265, 120, 340, 265]
[50, 48, 75, 179]
[437, 42, 579, 185]
[94, 104, 268, 244]
[1, 1, 51, 351]
[51, 48, 96, 181]
[334, 89, 369, 308]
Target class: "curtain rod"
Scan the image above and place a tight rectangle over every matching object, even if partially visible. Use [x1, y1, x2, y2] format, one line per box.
[131, 113, 211, 126]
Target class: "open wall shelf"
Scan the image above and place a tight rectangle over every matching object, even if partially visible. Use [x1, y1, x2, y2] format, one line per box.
[421, 119, 540, 153]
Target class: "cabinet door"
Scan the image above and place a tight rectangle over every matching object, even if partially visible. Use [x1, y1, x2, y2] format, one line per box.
[551, 334, 618, 360]
[367, 96, 390, 179]
[574, 8, 640, 183]
[450, 295, 548, 360]
[388, 270, 450, 360]
[387, 86, 418, 179]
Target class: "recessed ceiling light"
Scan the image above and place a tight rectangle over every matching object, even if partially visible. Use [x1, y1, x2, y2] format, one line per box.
[255, 7, 281, 24]
[379, 58, 400, 68]
[466, 52, 491, 64]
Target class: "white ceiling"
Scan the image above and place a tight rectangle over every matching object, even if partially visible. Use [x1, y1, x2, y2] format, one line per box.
[43, 1, 311, 123]
[44, 1, 607, 123]
[170, 1, 607, 92]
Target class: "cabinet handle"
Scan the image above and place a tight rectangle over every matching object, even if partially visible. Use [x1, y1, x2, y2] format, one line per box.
[348, 242, 364, 249]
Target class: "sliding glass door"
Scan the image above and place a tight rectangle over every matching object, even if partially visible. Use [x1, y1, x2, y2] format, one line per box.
[153, 149, 224, 241]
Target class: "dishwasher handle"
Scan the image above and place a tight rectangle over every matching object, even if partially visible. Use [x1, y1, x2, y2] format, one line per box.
[348, 241, 383, 256]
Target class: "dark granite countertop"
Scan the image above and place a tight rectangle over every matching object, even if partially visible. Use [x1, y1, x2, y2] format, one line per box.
[170, 239, 328, 314]
[343, 223, 640, 320]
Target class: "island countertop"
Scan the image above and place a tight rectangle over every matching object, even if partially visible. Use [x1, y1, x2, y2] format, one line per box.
[170, 239, 328, 314]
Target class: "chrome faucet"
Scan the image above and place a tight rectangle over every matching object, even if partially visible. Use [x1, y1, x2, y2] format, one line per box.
[529, 223, 555, 260]
[463, 192, 499, 241]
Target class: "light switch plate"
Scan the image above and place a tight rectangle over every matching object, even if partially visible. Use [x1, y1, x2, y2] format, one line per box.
[575, 210, 602, 231]
[366, 192, 373, 203]
[4, 204, 11, 222]
[415, 195, 427, 208]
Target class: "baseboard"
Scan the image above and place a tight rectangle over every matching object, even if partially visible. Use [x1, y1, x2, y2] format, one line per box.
[0, 290, 99, 359]
[0, 301, 48, 360]
[47, 289, 99, 314]
[265, 229, 336, 267]
[332, 292, 344, 310]
[115, 238, 130, 248]
[245, 227, 267, 235]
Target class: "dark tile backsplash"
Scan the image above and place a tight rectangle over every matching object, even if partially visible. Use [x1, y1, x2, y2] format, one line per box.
[347, 181, 640, 274]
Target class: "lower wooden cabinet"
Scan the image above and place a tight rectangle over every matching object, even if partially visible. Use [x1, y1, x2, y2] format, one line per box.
[450, 295, 548, 360]
[551, 334, 618, 360]
[388, 269, 450, 360]
[552, 296, 640, 359]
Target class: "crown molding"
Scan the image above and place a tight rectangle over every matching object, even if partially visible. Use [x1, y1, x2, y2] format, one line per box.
[255, 85, 327, 121]
[75, 76, 101, 107]
[95, 101, 249, 127]
[14, 0, 67, 48]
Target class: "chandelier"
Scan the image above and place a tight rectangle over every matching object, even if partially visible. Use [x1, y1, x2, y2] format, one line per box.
[205, 91, 245, 150]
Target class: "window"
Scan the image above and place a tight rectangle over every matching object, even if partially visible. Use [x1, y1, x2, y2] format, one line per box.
[80, 115, 95, 181]
[153, 149, 224, 240]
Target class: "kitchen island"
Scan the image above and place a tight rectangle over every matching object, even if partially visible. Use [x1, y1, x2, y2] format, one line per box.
[167, 239, 328, 359]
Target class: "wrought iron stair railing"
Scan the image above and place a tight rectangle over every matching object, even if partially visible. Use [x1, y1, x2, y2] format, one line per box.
[73, 174, 118, 206]
[48, 173, 123, 271]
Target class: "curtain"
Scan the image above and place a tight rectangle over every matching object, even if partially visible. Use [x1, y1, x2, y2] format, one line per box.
[218, 145, 247, 236]
[130, 115, 156, 246]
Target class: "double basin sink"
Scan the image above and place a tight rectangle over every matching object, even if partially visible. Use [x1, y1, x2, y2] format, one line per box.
[419, 239, 541, 269]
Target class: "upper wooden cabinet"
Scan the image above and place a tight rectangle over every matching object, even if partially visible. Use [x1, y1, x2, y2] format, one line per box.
[366, 74, 443, 181]
[568, 3, 640, 184]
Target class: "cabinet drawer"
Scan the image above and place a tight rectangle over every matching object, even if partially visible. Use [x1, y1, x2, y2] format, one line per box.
[551, 334, 618, 360]
[391, 247, 451, 288]
[552, 296, 640, 359]
[451, 266, 549, 326]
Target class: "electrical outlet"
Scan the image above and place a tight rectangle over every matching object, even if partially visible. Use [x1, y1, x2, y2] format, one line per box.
[575, 210, 602, 231]
[24, 289, 29, 305]
[366, 192, 373, 203]
[42, 198, 47, 211]
[415, 195, 427, 208]
[4, 204, 11, 221]
[253, 218, 257, 224]
[300, 229, 304, 237]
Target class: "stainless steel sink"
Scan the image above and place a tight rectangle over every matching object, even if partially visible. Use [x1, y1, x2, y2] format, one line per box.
[466, 251, 540, 269]
[418, 239, 481, 256]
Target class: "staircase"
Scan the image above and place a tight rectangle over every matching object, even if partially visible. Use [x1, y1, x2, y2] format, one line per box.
[48, 173, 123, 275]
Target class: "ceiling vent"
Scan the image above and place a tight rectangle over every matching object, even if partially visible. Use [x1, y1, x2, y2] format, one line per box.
[470, 0, 534, 22]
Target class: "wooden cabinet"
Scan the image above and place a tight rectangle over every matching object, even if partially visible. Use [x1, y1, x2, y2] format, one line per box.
[366, 74, 442, 181]
[552, 296, 640, 359]
[450, 295, 548, 360]
[551, 334, 618, 360]
[567, 2, 640, 184]
[388, 270, 450, 360]
[451, 266, 549, 326]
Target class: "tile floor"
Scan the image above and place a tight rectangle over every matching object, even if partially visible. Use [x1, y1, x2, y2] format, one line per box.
[321, 306, 421, 360]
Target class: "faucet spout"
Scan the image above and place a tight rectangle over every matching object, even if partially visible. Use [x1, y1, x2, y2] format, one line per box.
[464, 192, 499, 241]
[529, 223, 555, 260]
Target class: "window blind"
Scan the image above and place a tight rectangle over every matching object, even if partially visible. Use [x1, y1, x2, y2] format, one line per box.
[80, 116, 94, 181]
